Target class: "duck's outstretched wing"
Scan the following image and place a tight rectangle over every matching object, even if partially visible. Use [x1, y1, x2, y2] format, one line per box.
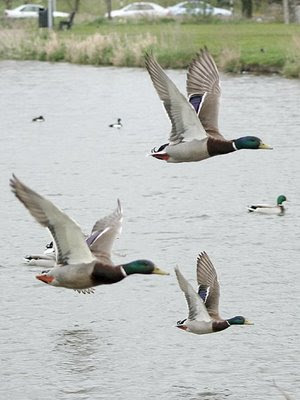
[87, 200, 123, 265]
[10, 174, 95, 266]
[90, 199, 123, 234]
[145, 53, 207, 144]
[175, 267, 211, 322]
[186, 49, 224, 140]
[196, 252, 221, 320]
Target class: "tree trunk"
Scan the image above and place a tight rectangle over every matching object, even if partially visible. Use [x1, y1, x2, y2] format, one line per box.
[3, 0, 13, 8]
[241, 0, 253, 18]
[106, 0, 112, 19]
[283, 0, 290, 23]
[73, 0, 80, 12]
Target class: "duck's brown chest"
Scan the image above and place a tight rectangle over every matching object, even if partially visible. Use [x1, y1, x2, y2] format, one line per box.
[91, 264, 125, 286]
[207, 137, 235, 157]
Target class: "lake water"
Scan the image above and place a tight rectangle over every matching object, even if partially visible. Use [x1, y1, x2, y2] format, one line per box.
[0, 60, 299, 400]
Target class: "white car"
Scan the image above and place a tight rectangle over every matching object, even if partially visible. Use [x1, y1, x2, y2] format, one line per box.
[168, 1, 232, 17]
[4, 4, 69, 18]
[106, 2, 169, 18]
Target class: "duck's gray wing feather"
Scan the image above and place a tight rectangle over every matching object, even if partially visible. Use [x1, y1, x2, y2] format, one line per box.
[175, 267, 211, 322]
[10, 175, 95, 266]
[197, 251, 221, 320]
[88, 200, 123, 265]
[187, 49, 224, 140]
[89, 227, 119, 266]
[91, 199, 123, 234]
[145, 53, 207, 144]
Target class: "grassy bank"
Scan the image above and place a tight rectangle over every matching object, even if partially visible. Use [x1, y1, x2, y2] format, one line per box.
[0, 18, 300, 77]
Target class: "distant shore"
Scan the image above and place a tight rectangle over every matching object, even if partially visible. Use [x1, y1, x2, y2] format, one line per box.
[0, 19, 300, 78]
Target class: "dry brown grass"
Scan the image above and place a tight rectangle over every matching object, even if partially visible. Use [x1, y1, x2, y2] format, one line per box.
[218, 47, 242, 73]
[283, 34, 300, 78]
[0, 29, 156, 66]
[0, 26, 300, 78]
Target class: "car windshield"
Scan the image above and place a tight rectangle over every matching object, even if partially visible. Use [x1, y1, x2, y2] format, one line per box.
[138, 4, 155, 10]
[126, 4, 154, 10]
[21, 5, 40, 12]
[181, 1, 212, 10]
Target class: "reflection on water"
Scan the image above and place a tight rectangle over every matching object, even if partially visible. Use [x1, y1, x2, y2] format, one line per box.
[55, 329, 100, 399]
[0, 61, 299, 400]
[55, 329, 99, 374]
[171, 385, 232, 400]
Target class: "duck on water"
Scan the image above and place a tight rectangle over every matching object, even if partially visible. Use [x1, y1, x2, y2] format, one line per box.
[248, 195, 287, 215]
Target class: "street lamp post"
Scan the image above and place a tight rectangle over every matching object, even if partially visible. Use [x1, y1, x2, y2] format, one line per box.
[48, 0, 54, 29]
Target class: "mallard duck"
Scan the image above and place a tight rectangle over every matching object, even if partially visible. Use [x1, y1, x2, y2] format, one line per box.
[109, 118, 122, 129]
[175, 252, 253, 334]
[23, 200, 125, 267]
[32, 115, 45, 122]
[10, 175, 168, 293]
[247, 195, 287, 215]
[145, 50, 272, 163]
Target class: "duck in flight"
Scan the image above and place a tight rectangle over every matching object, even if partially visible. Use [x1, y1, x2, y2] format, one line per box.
[23, 200, 126, 268]
[10, 175, 168, 293]
[175, 252, 253, 334]
[145, 50, 272, 163]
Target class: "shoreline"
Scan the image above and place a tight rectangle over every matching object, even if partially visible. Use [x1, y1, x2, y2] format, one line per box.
[0, 21, 300, 78]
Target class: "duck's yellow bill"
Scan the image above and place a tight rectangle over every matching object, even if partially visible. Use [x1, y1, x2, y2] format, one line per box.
[259, 143, 273, 150]
[153, 267, 170, 275]
[244, 319, 254, 325]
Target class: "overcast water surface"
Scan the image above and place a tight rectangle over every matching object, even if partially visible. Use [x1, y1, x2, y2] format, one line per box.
[0, 61, 299, 400]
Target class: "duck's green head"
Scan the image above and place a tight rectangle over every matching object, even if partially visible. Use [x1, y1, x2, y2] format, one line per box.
[227, 316, 253, 325]
[123, 260, 169, 276]
[277, 195, 287, 205]
[234, 136, 273, 150]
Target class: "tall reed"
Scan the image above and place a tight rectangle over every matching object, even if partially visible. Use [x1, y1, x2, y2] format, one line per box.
[0, 30, 157, 66]
[0, 28, 300, 78]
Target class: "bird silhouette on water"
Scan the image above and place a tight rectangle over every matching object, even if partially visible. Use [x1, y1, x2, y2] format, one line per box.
[109, 118, 122, 129]
[32, 115, 45, 122]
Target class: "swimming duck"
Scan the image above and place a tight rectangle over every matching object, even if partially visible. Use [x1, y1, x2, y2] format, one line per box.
[175, 252, 253, 334]
[23, 200, 124, 267]
[32, 115, 45, 122]
[145, 50, 272, 163]
[10, 175, 168, 293]
[247, 195, 287, 215]
[109, 118, 122, 129]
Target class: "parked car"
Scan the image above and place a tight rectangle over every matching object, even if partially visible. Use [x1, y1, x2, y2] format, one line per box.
[4, 4, 69, 18]
[168, 1, 232, 17]
[105, 2, 169, 18]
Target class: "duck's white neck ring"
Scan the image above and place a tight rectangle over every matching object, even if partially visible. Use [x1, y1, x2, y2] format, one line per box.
[232, 141, 238, 151]
[120, 266, 127, 277]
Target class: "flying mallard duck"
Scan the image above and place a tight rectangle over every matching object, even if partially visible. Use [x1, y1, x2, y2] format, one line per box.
[175, 252, 253, 334]
[23, 200, 125, 268]
[247, 195, 287, 215]
[145, 50, 272, 163]
[10, 175, 168, 293]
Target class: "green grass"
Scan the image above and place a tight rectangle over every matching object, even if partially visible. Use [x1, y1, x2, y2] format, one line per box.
[0, 11, 300, 77]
